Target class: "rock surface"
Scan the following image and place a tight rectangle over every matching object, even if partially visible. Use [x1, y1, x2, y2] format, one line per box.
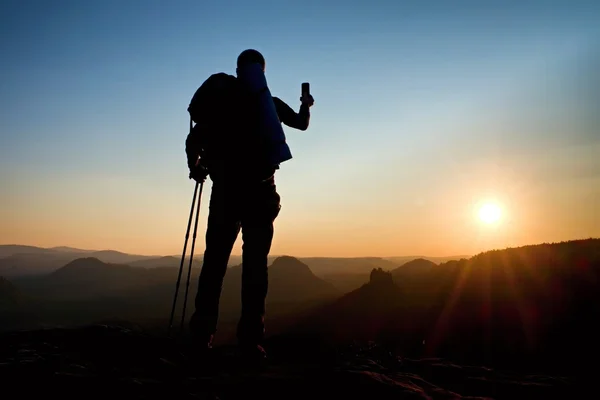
[0, 325, 580, 399]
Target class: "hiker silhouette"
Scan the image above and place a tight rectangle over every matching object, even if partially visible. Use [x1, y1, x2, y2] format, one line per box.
[185, 49, 314, 361]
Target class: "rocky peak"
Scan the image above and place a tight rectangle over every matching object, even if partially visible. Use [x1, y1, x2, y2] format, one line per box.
[369, 268, 394, 287]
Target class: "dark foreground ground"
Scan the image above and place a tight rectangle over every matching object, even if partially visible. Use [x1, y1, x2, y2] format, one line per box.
[0, 325, 586, 400]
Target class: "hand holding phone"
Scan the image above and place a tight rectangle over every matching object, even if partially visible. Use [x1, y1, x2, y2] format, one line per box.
[301, 82, 314, 107]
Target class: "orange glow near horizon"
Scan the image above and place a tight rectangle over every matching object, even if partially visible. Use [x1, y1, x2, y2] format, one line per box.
[2, 163, 599, 259]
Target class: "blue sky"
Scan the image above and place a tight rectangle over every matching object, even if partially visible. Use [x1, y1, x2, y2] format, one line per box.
[1, 0, 599, 256]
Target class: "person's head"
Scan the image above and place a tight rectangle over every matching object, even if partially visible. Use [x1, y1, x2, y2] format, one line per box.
[236, 49, 266, 74]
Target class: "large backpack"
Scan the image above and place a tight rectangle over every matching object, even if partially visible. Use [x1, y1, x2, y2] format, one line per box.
[186, 68, 289, 181]
[186, 73, 252, 171]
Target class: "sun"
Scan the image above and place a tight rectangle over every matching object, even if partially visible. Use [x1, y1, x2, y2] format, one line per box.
[478, 203, 502, 224]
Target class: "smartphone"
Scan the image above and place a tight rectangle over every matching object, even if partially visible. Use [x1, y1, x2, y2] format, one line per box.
[302, 82, 310, 96]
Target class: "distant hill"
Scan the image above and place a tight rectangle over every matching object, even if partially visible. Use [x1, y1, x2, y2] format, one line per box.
[0, 245, 157, 277]
[20, 257, 164, 300]
[0, 245, 57, 258]
[49, 246, 95, 253]
[390, 258, 437, 289]
[384, 255, 469, 265]
[51, 257, 108, 278]
[391, 258, 437, 274]
[49, 257, 144, 286]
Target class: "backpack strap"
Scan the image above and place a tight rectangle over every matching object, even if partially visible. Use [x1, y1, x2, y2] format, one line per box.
[185, 104, 200, 170]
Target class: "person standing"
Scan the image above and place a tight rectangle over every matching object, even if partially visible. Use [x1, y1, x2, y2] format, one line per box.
[185, 49, 314, 361]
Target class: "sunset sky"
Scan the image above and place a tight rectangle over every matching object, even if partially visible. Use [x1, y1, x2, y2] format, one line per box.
[1, 0, 599, 257]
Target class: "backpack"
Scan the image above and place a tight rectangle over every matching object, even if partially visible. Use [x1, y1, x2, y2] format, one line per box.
[186, 73, 250, 169]
[186, 68, 289, 181]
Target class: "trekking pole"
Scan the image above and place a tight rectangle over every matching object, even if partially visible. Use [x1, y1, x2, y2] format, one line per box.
[180, 181, 204, 334]
[168, 181, 200, 337]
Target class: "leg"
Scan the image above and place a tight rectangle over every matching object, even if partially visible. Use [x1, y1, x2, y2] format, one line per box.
[237, 181, 281, 346]
[189, 184, 241, 342]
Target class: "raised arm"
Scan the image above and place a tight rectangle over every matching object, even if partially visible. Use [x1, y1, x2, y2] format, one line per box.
[272, 96, 311, 131]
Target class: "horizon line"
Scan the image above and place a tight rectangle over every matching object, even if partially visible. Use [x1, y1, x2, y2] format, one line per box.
[3, 238, 599, 259]
[0, 242, 472, 260]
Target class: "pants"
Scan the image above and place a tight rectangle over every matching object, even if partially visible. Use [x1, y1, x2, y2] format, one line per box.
[189, 177, 281, 345]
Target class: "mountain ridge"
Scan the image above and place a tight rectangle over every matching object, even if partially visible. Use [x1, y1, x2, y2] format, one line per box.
[0, 243, 470, 259]
[0, 244, 462, 278]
